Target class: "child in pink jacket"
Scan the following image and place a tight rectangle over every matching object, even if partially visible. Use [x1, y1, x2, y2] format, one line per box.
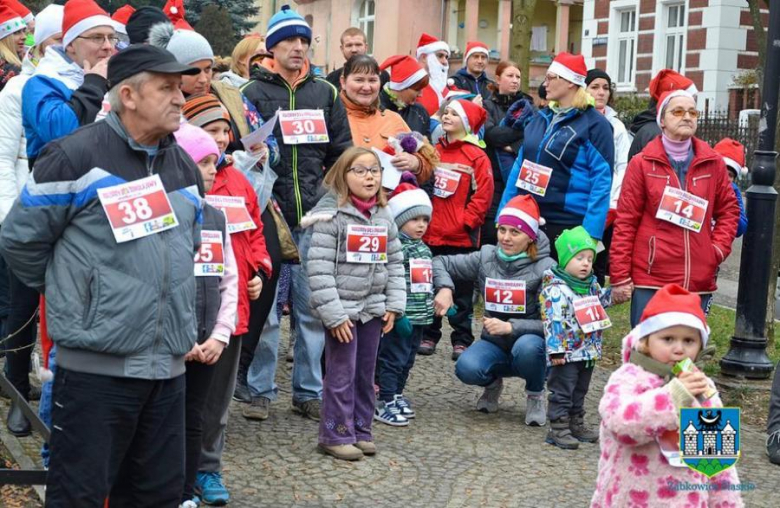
[591, 284, 743, 508]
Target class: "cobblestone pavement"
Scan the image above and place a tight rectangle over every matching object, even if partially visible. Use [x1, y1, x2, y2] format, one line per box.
[218, 320, 779, 508]
[1, 318, 778, 508]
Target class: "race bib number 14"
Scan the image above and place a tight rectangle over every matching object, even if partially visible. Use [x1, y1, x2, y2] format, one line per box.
[655, 186, 709, 233]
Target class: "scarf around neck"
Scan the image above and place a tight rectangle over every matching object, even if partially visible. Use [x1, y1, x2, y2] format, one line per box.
[496, 248, 528, 263]
[350, 194, 377, 217]
[551, 265, 594, 295]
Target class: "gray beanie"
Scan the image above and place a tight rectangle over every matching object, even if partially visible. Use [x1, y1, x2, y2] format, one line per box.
[388, 186, 433, 228]
[148, 23, 214, 66]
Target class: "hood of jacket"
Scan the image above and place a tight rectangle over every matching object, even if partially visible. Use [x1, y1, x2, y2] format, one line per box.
[219, 70, 249, 88]
[455, 67, 488, 84]
[33, 45, 84, 91]
[629, 107, 657, 136]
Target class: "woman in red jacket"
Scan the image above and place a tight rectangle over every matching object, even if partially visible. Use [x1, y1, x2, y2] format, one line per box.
[610, 90, 740, 326]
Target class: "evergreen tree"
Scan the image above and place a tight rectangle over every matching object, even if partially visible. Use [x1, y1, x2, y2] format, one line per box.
[186, 0, 258, 36]
[194, 4, 235, 57]
[96, 0, 166, 12]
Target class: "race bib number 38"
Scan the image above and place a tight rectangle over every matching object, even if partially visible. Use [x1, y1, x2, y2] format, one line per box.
[572, 296, 611, 333]
[278, 109, 329, 144]
[409, 258, 433, 293]
[194, 230, 225, 277]
[346, 225, 388, 263]
[484, 278, 526, 314]
[98, 174, 178, 243]
[515, 160, 553, 197]
[205, 195, 257, 234]
[655, 186, 709, 233]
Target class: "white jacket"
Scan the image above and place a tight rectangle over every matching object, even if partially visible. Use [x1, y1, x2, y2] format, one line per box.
[604, 105, 632, 209]
[0, 58, 35, 223]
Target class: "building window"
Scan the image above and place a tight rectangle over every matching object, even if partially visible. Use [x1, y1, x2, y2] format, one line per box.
[616, 9, 636, 85]
[356, 1, 375, 53]
[664, 3, 686, 72]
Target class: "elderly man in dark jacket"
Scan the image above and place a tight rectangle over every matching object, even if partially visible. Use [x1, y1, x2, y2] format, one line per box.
[241, 5, 352, 423]
[0, 45, 201, 506]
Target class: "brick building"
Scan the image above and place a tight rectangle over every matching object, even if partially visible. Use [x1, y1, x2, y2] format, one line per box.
[580, 0, 767, 110]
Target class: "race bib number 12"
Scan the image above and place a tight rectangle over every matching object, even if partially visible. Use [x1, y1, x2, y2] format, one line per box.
[484, 278, 526, 314]
[98, 174, 178, 244]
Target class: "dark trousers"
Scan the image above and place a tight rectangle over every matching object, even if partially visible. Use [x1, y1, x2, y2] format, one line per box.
[0, 252, 10, 331]
[630, 288, 712, 328]
[376, 325, 423, 402]
[182, 360, 218, 502]
[593, 225, 613, 286]
[46, 368, 185, 508]
[425, 245, 475, 347]
[540, 223, 579, 263]
[547, 361, 595, 421]
[4, 269, 38, 397]
[240, 207, 283, 374]
[768, 366, 780, 434]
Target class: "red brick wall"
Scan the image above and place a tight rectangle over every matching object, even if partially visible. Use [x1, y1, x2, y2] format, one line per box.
[689, 0, 708, 8]
[636, 56, 652, 71]
[686, 71, 704, 91]
[595, 59, 607, 71]
[688, 11, 702, 26]
[686, 53, 700, 69]
[639, 16, 654, 31]
[595, 0, 610, 19]
[598, 20, 609, 36]
[639, 0, 656, 15]
[739, 9, 768, 27]
[687, 29, 706, 51]
[737, 54, 759, 69]
[745, 30, 759, 52]
[636, 72, 652, 93]
[592, 44, 607, 58]
[637, 33, 654, 54]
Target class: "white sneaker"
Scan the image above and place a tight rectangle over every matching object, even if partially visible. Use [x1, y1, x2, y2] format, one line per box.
[525, 392, 547, 426]
[374, 400, 409, 426]
[476, 378, 503, 413]
[180, 500, 198, 508]
[394, 394, 415, 419]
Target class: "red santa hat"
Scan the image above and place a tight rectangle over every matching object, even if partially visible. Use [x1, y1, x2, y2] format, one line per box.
[0, 4, 24, 41]
[164, 0, 193, 31]
[649, 69, 698, 102]
[636, 284, 710, 348]
[464, 41, 489, 61]
[447, 98, 487, 136]
[380, 55, 428, 91]
[714, 138, 748, 178]
[656, 89, 696, 127]
[4, 0, 32, 24]
[62, 0, 113, 49]
[497, 195, 543, 241]
[111, 5, 135, 34]
[547, 52, 587, 88]
[416, 32, 449, 58]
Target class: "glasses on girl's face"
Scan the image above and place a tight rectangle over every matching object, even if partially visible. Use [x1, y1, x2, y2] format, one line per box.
[348, 165, 382, 177]
[668, 108, 700, 119]
[544, 74, 560, 83]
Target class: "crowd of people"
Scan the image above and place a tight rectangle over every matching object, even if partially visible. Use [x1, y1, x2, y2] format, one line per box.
[0, 1, 771, 507]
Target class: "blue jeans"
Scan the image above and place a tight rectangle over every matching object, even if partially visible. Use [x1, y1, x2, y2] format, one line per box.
[39, 346, 57, 467]
[291, 229, 325, 402]
[247, 287, 281, 400]
[455, 335, 546, 393]
[376, 326, 423, 402]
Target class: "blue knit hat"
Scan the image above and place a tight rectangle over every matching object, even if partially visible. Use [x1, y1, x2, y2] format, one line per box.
[266, 5, 311, 50]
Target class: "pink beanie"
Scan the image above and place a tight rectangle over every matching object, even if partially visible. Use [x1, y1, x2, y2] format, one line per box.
[174, 123, 219, 165]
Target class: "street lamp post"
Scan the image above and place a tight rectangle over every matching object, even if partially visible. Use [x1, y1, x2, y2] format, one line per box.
[720, 1, 780, 379]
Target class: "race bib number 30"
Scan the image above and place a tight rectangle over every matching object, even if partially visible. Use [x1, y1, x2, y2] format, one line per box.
[98, 174, 178, 243]
[194, 230, 225, 277]
[205, 195, 257, 234]
[409, 258, 433, 293]
[433, 167, 462, 198]
[515, 160, 553, 197]
[484, 278, 526, 314]
[346, 225, 388, 263]
[278, 109, 329, 144]
[655, 186, 709, 233]
[572, 296, 611, 333]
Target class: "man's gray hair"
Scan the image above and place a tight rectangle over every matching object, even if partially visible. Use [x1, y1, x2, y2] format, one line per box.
[107, 71, 152, 114]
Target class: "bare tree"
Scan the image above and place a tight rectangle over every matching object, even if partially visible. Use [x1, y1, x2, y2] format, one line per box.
[509, 0, 538, 93]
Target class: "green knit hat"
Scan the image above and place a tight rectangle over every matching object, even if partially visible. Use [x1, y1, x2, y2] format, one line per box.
[555, 226, 598, 270]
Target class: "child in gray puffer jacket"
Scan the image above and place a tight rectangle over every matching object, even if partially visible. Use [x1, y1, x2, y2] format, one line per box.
[301, 147, 406, 462]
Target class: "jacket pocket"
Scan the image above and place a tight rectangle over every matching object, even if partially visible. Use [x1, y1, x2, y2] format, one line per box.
[646, 236, 656, 275]
[544, 126, 577, 161]
[82, 268, 99, 329]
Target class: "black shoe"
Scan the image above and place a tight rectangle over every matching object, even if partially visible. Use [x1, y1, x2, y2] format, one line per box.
[7, 402, 31, 437]
[232, 367, 251, 404]
[767, 430, 780, 465]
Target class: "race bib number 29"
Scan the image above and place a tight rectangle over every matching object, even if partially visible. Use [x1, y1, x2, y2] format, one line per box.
[346, 225, 388, 263]
[98, 174, 178, 243]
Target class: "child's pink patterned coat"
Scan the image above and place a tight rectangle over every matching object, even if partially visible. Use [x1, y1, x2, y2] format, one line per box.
[590, 332, 743, 508]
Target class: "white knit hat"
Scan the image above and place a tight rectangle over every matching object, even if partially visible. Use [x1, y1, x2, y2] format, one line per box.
[33, 4, 64, 47]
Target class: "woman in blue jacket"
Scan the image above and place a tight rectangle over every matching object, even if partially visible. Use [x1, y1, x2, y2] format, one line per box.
[499, 53, 614, 254]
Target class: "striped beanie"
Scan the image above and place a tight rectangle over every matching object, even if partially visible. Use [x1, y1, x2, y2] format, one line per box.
[266, 4, 311, 50]
[182, 94, 230, 128]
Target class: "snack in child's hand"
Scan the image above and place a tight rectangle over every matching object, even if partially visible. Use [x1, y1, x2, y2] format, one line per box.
[672, 358, 718, 402]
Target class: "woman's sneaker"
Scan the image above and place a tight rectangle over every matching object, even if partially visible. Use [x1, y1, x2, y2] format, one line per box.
[394, 394, 415, 419]
[195, 471, 229, 506]
[525, 392, 547, 426]
[374, 400, 409, 426]
[476, 378, 503, 413]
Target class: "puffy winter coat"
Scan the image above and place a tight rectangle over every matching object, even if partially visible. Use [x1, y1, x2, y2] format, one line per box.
[0, 58, 33, 223]
[301, 192, 406, 329]
[0, 112, 203, 380]
[424, 137, 494, 249]
[539, 269, 611, 365]
[610, 137, 740, 293]
[432, 234, 555, 352]
[499, 105, 615, 240]
[627, 106, 660, 163]
[208, 160, 272, 335]
[22, 46, 107, 165]
[240, 60, 353, 228]
[591, 332, 743, 508]
[449, 67, 494, 100]
[379, 87, 431, 139]
[603, 106, 632, 209]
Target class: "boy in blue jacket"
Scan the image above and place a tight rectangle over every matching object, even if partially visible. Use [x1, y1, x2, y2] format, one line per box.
[714, 138, 748, 237]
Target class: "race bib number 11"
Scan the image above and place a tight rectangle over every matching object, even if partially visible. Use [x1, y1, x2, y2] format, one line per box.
[572, 296, 611, 333]
[98, 174, 178, 244]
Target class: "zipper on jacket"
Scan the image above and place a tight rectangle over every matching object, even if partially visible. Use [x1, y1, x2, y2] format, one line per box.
[692, 174, 711, 187]
[662, 161, 692, 290]
[646, 236, 656, 274]
[282, 81, 304, 223]
[148, 153, 171, 376]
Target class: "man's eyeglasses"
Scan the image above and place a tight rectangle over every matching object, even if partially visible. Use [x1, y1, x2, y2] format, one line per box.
[348, 165, 382, 177]
[668, 108, 700, 119]
[77, 34, 120, 46]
